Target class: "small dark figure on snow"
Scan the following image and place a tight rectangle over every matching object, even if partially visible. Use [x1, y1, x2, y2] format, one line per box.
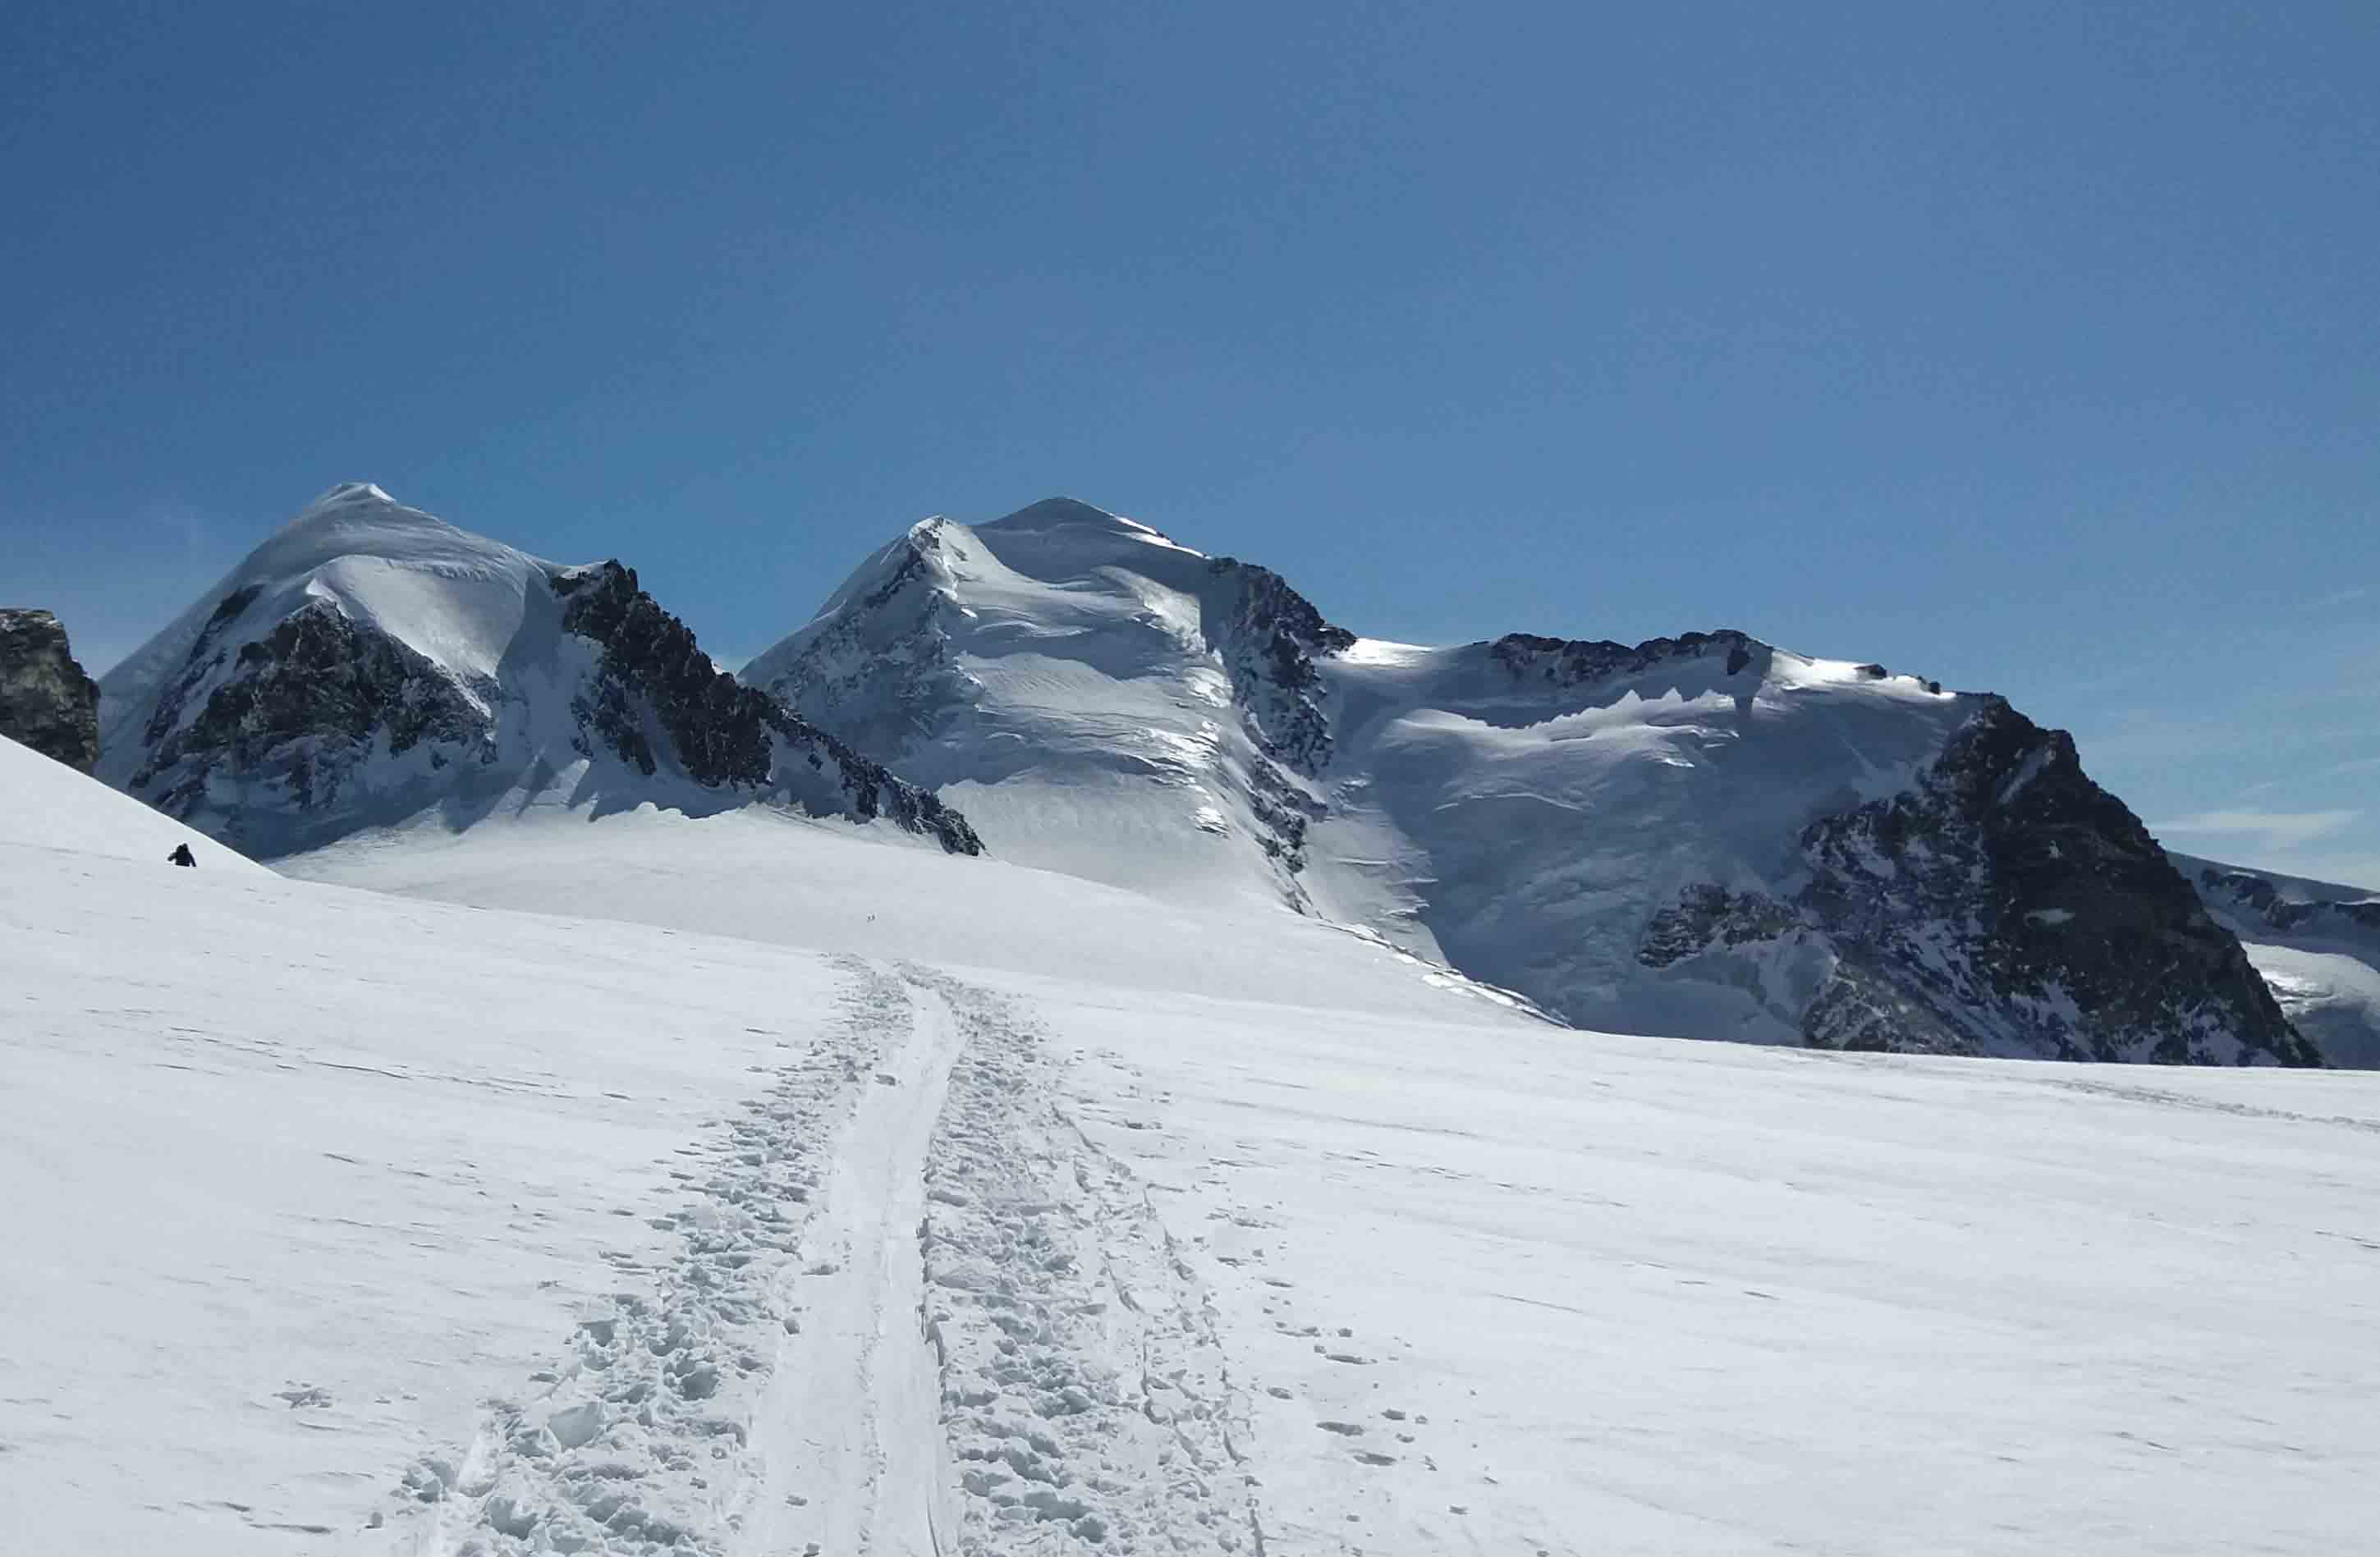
[167, 844, 195, 868]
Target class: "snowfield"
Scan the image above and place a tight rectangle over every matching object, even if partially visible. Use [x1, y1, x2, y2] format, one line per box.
[6, 731, 2380, 1554]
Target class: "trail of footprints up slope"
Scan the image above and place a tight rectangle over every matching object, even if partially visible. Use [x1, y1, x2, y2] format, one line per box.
[377, 959, 1256, 1557]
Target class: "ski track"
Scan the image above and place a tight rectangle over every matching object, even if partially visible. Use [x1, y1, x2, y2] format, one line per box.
[369, 958, 1254, 1556]
[736, 973, 966, 1557]
[911, 967, 1261, 1555]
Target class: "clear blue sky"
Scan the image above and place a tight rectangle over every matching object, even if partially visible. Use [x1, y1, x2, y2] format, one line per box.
[6, 1, 2375, 884]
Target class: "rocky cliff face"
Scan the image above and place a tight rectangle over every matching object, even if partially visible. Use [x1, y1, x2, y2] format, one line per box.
[99, 483, 979, 859]
[129, 594, 494, 820]
[1643, 699, 2314, 1065]
[0, 609, 102, 772]
[551, 561, 979, 850]
[1204, 557, 1355, 776]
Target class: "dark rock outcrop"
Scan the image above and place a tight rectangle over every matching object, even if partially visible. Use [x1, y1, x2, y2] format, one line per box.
[1204, 559, 1355, 779]
[1489, 628, 1758, 691]
[552, 562, 980, 853]
[1639, 698, 2318, 1065]
[0, 609, 102, 771]
[1194, 559, 1353, 878]
[129, 599, 495, 822]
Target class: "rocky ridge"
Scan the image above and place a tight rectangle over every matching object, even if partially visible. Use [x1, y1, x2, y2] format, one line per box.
[551, 560, 977, 849]
[1646, 699, 2311, 1064]
[0, 608, 102, 772]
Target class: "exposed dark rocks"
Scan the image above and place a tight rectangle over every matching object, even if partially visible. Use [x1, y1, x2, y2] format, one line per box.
[129, 599, 495, 822]
[1204, 558, 1355, 777]
[0, 608, 101, 772]
[1490, 629, 1757, 689]
[552, 561, 980, 854]
[112, 552, 978, 857]
[1639, 885, 1801, 969]
[1639, 698, 2318, 1065]
[1192, 559, 1354, 885]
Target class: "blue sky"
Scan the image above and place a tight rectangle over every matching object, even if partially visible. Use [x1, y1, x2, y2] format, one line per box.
[6, 1, 2375, 884]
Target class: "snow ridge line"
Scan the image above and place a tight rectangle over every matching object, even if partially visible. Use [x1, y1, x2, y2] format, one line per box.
[382, 955, 907, 1556]
[906, 967, 1263, 1555]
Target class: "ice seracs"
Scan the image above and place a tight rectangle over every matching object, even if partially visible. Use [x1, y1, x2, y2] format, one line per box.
[97, 483, 979, 857]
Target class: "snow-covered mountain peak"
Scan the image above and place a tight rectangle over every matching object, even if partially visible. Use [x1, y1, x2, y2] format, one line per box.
[975, 494, 1204, 552]
[99, 484, 543, 758]
[315, 479, 393, 504]
[743, 500, 1357, 910]
[98, 488, 979, 857]
[264, 480, 492, 570]
[756, 502, 2309, 1065]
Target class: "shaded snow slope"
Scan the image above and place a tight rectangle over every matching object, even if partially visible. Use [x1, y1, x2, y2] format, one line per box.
[2176, 854, 2380, 1068]
[749, 499, 2304, 1065]
[2, 730, 268, 874]
[10, 785, 2378, 1555]
[97, 483, 976, 858]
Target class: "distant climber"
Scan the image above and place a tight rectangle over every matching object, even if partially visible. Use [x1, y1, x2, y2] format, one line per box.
[167, 843, 195, 868]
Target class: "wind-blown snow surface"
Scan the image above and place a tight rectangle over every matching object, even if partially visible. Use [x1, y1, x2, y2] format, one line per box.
[9, 767, 2378, 1555]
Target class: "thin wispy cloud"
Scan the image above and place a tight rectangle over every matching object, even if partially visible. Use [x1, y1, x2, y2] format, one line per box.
[2308, 587, 2369, 611]
[2153, 808, 2363, 848]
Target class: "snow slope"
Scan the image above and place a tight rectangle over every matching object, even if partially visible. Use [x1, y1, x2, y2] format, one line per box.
[96, 483, 974, 857]
[747, 499, 2305, 1065]
[2176, 854, 2380, 1068]
[1, 730, 268, 874]
[8, 762, 2378, 1555]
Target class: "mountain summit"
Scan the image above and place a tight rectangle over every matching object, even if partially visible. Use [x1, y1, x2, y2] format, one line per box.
[97, 483, 979, 857]
[750, 498, 2310, 1066]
